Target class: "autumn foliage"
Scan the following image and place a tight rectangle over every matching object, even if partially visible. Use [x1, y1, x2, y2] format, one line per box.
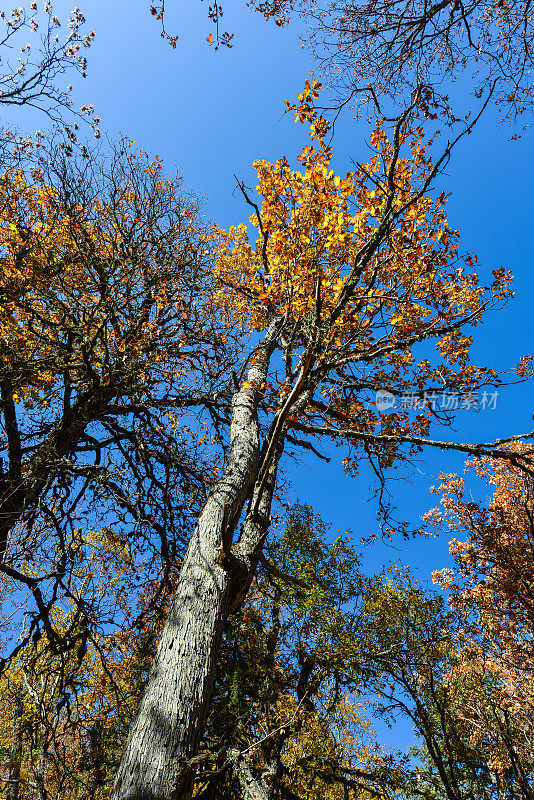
[431, 446, 534, 661]
[0, 138, 237, 679]
[213, 82, 515, 486]
[1, 16, 534, 792]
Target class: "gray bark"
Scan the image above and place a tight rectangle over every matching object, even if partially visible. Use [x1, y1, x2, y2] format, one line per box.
[230, 751, 271, 800]
[112, 323, 281, 800]
[6, 685, 24, 800]
[33, 722, 48, 800]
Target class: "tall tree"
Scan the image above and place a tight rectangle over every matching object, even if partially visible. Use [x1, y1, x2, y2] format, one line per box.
[111, 88, 534, 800]
[352, 569, 534, 800]
[0, 138, 236, 675]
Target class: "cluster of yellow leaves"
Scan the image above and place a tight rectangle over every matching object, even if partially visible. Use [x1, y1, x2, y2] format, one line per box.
[214, 90, 502, 374]
[0, 155, 208, 411]
[0, 170, 79, 402]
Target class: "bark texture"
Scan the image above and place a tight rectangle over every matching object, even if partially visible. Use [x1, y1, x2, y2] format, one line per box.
[112, 324, 280, 800]
[34, 721, 48, 800]
[6, 685, 24, 800]
[230, 751, 271, 800]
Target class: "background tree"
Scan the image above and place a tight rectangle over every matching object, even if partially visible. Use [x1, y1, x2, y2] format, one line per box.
[0, 514, 188, 800]
[428, 446, 534, 796]
[0, 137, 237, 680]
[430, 445, 534, 662]
[192, 504, 393, 800]
[352, 568, 534, 800]
[249, 0, 534, 123]
[0, 2, 97, 140]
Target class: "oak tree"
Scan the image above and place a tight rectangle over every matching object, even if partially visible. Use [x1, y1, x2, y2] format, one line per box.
[0, 138, 236, 678]
[111, 87, 534, 800]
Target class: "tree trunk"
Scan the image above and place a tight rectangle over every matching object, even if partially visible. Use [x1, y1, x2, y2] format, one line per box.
[111, 528, 234, 800]
[6, 685, 24, 800]
[230, 751, 271, 800]
[33, 721, 48, 800]
[112, 323, 281, 800]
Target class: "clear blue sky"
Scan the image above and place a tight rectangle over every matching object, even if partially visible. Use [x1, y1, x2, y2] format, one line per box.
[10, 0, 532, 753]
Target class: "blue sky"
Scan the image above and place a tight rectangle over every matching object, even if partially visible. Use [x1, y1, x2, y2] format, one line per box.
[10, 0, 532, 754]
[22, 0, 530, 579]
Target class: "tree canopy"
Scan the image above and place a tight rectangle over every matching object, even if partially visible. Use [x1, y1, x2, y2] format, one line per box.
[0, 3, 534, 800]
